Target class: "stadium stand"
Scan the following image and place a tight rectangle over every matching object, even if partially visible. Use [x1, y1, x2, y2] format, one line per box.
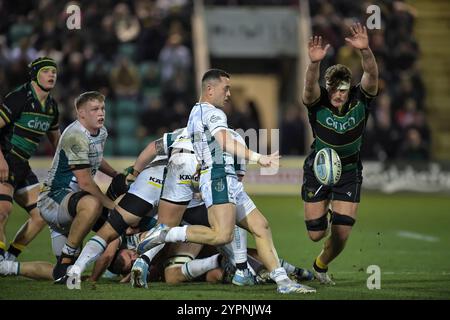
[0, 0, 431, 161]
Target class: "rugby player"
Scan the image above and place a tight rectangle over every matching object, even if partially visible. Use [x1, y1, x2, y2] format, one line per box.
[37, 91, 119, 282]
[301, 23, 378, 284]
[137, 69, 314, 294]
[0, 57, 60, 261]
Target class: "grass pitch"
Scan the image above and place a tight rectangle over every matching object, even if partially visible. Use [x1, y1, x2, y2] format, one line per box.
[1, 192, 449, 300]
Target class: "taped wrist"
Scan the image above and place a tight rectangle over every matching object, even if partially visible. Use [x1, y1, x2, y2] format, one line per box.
[106, 174, 129, 201]
[123, 166, 140, 185]
[249, 152, 261, 162]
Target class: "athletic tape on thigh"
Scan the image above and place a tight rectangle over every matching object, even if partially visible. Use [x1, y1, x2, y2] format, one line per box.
[107, 209, 129, 235]
[331, 211, 355, 226]
[305, 212, 329, 231]
[24, 203, 37, 213]
[0, 194, 13, 203]
[163, 255, 194, 270]
[67, 191, 91, 218]
[118, 193, 153, 218]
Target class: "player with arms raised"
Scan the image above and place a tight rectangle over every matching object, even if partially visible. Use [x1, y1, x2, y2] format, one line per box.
[301, 23, 378, 284]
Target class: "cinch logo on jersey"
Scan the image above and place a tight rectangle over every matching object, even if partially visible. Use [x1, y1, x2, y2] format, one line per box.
[28, 118, 51, 131]
[325, 116, 356, 131]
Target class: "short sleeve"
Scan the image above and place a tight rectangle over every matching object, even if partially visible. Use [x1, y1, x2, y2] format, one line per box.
[231, 130, 246, 175]
[356, 84, 377, 109]
[206, 108, 228, 136]
[163, 132, 170, 155]
[0, 92, 24, 125]
[61, 131, 90, 168]
[303, 87, 327, 111]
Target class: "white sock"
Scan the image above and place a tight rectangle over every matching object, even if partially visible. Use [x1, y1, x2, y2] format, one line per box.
[165, 225, 187, 243]
[73, 235, 107, 274]
[62, 243, 78, 257]
[279, 258, 296, 274]
[142, 243, 165, 262]
[0, 261, 19, 276]
[269, 267, 290, 284]
[181, 253, 220, 281]
[232, 226, 248, 265]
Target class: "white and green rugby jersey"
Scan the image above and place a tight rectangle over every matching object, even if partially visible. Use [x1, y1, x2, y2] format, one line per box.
[41, 120, 107, 203]
[163, 127, 193, 154]
[227, 129, 246, 176]
[187, 102, 235, 178]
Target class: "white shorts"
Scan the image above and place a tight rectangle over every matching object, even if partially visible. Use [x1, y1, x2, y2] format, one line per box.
[161, 152, 198, 204]
[38, 191, 75, 235]
[200, 170, 239, 208]
[235, 182, 256, 222]
[128, 164, 165, 207]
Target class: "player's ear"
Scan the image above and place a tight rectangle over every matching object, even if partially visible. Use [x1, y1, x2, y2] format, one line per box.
[77, 105, 85, 118]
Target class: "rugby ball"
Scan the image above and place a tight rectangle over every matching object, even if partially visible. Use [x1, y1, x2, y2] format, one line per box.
[313, 148, 342, 186]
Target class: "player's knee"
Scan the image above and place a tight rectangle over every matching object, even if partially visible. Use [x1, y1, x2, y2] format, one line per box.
[331, 212, 355, 227]
[331, 212, 355, 241]
[0, 195, 13, 220]
[215, 230, 234, 246]
[68, 191, 97, 218]
[250, 216, 270, 238]
[0, 208, 11, 222]
[165, 267, 183, 284]
[206, 268, 223, 283]
[307, 231, 325, 242]
[305, 212, 329, 239]
[79, 195, 102, 214]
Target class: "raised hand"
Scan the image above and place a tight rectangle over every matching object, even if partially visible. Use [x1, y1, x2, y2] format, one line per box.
[345, 22, 369, 50]
[308, 36, 330, 63]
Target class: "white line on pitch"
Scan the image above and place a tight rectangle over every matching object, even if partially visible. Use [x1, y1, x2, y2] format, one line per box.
[396, 230, 440, 242]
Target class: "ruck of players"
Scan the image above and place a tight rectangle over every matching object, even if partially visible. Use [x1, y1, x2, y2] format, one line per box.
[1, 22, 379, 296]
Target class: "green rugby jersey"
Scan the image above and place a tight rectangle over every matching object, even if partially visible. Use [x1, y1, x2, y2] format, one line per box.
[0, 82, 59, 160]
[305, 84, 376, 171]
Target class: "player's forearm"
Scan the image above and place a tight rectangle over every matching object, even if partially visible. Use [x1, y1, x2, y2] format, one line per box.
[90, 256, 113, 281]
[303, 62, 321, 103]
[133, 141, 157, 173]
[221, 132, 260, 162]
[305, 61, 320, 85]
[99, 159, 118, 178]
[134, 137, 166, 173]
[47, 130, 60, 150]
[360, 48, 378, 79]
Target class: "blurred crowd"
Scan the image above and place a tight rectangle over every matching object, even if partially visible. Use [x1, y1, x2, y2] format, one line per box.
[281, 0, 430, 161]
[0, 0, 195, 155]
[0, 0, 430, 161]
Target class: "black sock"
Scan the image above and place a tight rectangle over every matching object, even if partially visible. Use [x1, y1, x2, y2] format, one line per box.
[236, 262, 247, 271]
[141, 254, 152, 266]
[7, 245, 22, 258]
